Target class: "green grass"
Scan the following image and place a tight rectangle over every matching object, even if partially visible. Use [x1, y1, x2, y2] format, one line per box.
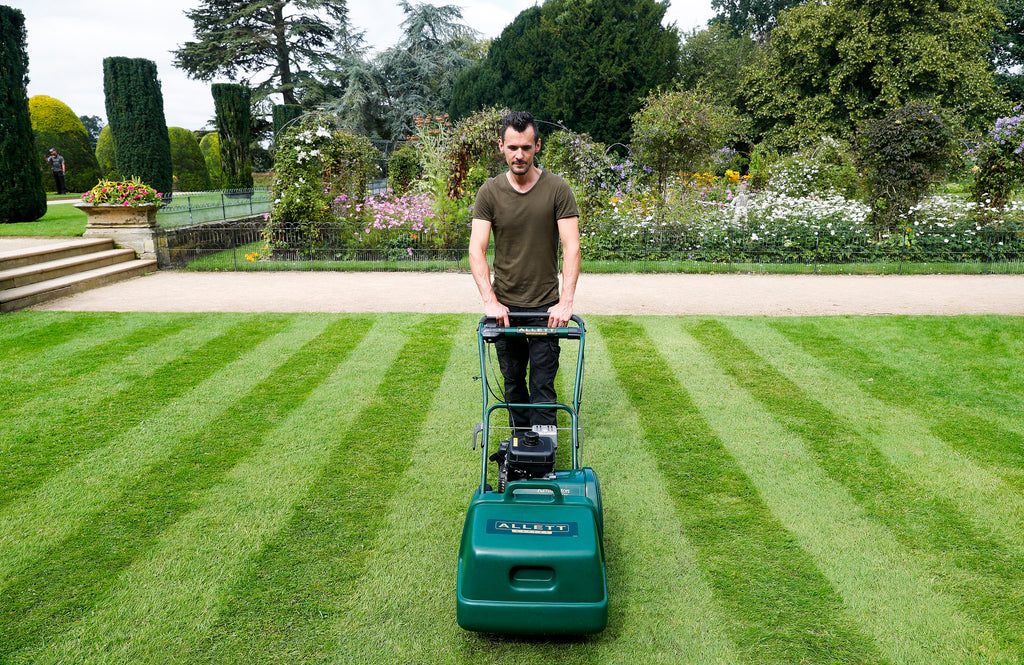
[0, 203, 87, 237]
[1, 312, 1022, 664]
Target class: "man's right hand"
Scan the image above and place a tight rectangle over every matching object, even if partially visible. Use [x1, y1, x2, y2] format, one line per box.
[484, 300, 510, 328]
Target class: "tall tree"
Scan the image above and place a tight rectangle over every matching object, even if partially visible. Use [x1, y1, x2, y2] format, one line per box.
[212, 83, 253, 189]
[0, 5, 46, 223]
[322, 1, 481, 139]
[711, 0, 804, 40]
[173, 0, 353, 105]
[450, 0, 679, 145]
[103, 57, 174, 195]
[740, 0, 1003, 147]
[991, 0, 1024, 101]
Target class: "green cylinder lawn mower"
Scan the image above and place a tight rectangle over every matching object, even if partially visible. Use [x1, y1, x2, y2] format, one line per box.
[456, 314, 607, 635]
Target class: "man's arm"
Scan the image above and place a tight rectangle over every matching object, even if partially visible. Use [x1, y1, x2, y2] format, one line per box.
[547, 215, 580, 327]
[468, 217, 510, 326]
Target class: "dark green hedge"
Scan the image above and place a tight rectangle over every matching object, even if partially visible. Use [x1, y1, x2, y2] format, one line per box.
[103, 56, 173, 195]
[0, 6, 46, 222]
[168, 127, 212, 192]
[212, 83, 253, 189]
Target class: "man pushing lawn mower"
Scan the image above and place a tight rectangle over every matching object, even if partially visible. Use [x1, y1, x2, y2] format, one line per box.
[458, 111, 606, 636]
[468, 110, 581, 433]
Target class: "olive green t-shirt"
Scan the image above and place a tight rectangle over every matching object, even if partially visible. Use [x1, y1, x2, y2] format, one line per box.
[474, 170, 579, 307]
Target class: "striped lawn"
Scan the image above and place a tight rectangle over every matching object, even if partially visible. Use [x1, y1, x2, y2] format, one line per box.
[0, 311, 1021, 665]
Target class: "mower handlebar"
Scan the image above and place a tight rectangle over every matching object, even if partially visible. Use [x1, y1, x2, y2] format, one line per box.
[479, 314, 584, 341]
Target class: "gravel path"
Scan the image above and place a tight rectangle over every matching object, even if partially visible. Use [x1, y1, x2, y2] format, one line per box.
[24, 270, 1024, 316]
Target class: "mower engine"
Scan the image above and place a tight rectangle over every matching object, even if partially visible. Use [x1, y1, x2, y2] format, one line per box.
[489, 426, 558, 492]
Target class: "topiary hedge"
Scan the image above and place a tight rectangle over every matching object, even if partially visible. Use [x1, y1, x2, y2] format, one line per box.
[0, 6, 46, 223]
[167, 127, 212, 192]
[28, 94, 102, 193]
[103, 57, 173, 196]
[95, 124, 120, 180]
[198, 132, 224, 189]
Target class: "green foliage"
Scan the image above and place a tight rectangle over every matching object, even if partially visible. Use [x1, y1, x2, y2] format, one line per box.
[769, 136, 862, 199]
[740, 0, 1003, 148]
[212, 83, 253, 189]
[173, 0, 353, 105]
[677, 23, 758, 109]
[368, 1, 480, 140]
[710, 0, 803, 39]
[857, 103, 958, 231]
[542, 130, 614, 221]
[95, 125, 119, 180]
[444, 105, 507, 199]
[79, 114, 104, 149]
[167, 127, 212, 192]
[0, 6, 46, 223]
[970, 107, 1024, 211]
[631, 87, 743, 217]
[102, 57, 174, 195]
[266, 115, 380, 254]
[28, 95, 102, 193]
[450, 0, 679, 144]
[272, 104, 304, 140]
[199, 132, 223, 189]
[387, 142, 422, 195]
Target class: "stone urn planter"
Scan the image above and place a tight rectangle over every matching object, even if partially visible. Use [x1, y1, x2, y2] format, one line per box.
[76, 203, 161, 260]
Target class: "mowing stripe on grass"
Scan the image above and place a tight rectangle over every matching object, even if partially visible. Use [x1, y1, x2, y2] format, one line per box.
[0, 312, 118, 363]
[174, 315, 461, 665]
[0, 313, 203, 420]
[0, 315, 326, 590]
[581, 327, 741, 664]
[0, 316, 372, 658]
[0, 315, 291, 510]
[647, 317, 1012, 665]
[767, 318, 1024, 492]
[688, 318, 1024, 654]
[734, 318, 1024, 547]
[18, 314, 410, 665]
[598, 317, 885, 665]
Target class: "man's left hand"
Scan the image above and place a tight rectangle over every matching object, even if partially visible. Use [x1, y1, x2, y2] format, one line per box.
[547, 301, 573, 328]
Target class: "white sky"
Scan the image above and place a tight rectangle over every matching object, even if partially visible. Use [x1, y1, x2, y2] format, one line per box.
[8, 0, 714, 131]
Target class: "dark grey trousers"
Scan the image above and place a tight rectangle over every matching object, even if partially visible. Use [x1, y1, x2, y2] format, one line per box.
[494, 304, 560, 430]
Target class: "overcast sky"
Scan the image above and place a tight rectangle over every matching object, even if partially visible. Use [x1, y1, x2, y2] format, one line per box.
[8, 0, 714, 131]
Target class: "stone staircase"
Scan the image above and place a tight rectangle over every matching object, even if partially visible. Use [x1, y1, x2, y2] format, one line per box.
[0, 238, 157, 313]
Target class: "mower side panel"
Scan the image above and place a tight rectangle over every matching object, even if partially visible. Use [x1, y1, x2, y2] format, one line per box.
[456, 478, 607, 635]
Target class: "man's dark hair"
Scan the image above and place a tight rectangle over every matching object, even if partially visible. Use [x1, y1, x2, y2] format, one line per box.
[501, 111, 539, 143]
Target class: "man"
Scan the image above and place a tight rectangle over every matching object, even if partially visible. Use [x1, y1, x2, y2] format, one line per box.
[469, 111, 581, 431]
[46, 148, 67, 194]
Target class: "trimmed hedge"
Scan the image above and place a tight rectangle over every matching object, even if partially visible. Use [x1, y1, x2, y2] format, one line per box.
[0, 6, 46, 222]
[199, 132, 223, 189]
[103, 56, 173, 195]
[28, 95, 102, 193]
[95, 124, 119, 180]
[168, 127, 212, 192]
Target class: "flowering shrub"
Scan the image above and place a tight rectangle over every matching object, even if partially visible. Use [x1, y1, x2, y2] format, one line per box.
[582, 172, 1024, 267]
[970, 106, 1024, 211]
[262, 115, 379, 257]
[80, 177, 163, 207]
[543, 130, 615, 220]
[769, 136, 861, 200]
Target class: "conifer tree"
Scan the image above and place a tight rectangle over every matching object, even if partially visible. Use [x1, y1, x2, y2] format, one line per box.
[102, 57, 174, 196]
[0, 6, 46, 223]
[212, 83, 253, 189]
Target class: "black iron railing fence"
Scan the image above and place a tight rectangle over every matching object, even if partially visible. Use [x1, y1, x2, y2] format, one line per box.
[163, 216, 1024, 274]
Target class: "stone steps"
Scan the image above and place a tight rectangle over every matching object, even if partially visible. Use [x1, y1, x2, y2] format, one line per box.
[0, 238, 157, 313]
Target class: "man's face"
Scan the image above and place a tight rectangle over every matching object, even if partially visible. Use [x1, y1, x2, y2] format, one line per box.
[499, 126, 539, 176]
